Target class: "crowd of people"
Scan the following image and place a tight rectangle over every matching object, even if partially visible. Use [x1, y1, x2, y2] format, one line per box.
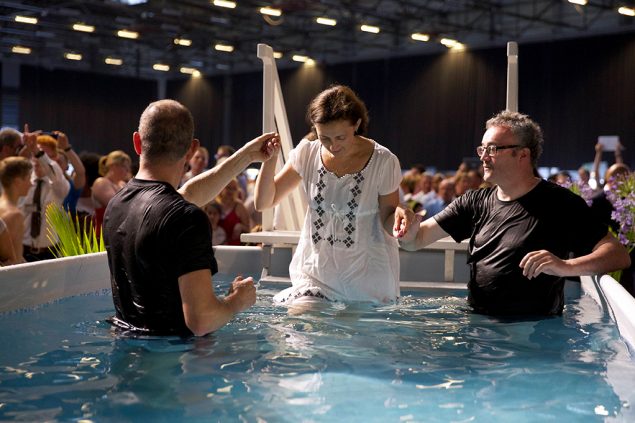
[0, 126, 266, 266]
[0, 86, 631, 337]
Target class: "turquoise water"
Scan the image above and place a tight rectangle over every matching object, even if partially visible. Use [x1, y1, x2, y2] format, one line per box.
[0, 282, 634, 422]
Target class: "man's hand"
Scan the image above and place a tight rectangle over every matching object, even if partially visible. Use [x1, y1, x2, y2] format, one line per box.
[54, 131, 69, 150]
[239, 132, 280, 163]
[226, 276, 257, 312]
[519, 250, 570, 279]
[21, 123, 40, 156]
[393, 205, 420, 241]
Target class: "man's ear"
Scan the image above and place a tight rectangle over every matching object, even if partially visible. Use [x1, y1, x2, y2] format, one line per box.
[133, 132, 142, 155]
[185, 139, 200, 161]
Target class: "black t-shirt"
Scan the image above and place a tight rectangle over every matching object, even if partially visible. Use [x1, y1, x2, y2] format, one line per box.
[435, 180, 607, 315]
[103, 178, 218, 336]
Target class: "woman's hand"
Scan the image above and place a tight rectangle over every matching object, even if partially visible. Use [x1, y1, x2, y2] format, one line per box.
[393, 205, 417, 239]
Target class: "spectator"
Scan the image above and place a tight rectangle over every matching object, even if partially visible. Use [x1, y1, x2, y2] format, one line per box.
[0, 157, 33, 264]
[92, 150, 131, 236]
[52, 132, 86, 215]
[0, 127, 23, 160]
[578, 167, 590, 187]
[214, 145, 236, 164]
[21, 140, 70, 261]
[202, 201, 227, 246]
[453, 171, 472, 196]
[217, 178, 250, 245]
[411, 172, 436, 207]
[76, 151, 101, 221]
[424, 178, 456, 218]
[181, 146, 209, 185]
[467, 168, 484, 190]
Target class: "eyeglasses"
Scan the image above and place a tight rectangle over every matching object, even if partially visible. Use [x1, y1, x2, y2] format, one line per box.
[476, 144, 523, 157]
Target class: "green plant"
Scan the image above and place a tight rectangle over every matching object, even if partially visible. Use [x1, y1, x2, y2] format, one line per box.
[45, 203, 105, 258]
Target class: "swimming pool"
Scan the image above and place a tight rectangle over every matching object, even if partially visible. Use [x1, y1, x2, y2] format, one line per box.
[1, 263, 634, 421]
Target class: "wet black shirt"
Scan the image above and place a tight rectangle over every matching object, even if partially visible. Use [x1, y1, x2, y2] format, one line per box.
[104, 178, 218, 336]
[435, 180, 607, 315]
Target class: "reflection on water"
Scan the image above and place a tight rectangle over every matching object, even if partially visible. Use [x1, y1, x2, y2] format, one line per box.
[0, 285, 634, 422]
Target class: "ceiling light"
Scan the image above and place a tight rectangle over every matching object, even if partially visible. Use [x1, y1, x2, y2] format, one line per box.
[153, 63, 170, 72]
[213, 0, 236, 9]
[411, 33, 430, 42]
[105, 57, 123, 65]
[64, 52, 82, 61]
[568, 0, 588, 5]
[360, 24, 380, 34]
[440, 38, 464, 49]
[214, 43, 234, 52]
[316, 17, 337, 26]
[273, 51, 283, 59]
[180, 67, 201, 77]
[117, 29, 139, 39]
[618, 6, 635, 16]
[15, 15, 38, 25]
[260, 7, 281, 17]
[11, 46, 31, 55]
[174, 38, 192, 46]
[73, 23, 95, 33]
[292, 54, 315, 64]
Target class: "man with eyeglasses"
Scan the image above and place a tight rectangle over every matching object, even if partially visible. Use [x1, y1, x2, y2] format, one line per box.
[394, 110, 630, 316]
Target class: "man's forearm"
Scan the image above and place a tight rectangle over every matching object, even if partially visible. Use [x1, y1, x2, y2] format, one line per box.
[179, 148, 252, 207]
[566, 241, 631, 276]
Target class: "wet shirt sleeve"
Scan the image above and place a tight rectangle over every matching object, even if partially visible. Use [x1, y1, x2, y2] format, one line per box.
[172, 206, 218, 277]
[434, 189, 483, 242]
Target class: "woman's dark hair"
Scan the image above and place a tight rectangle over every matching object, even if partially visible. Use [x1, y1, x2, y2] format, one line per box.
[306, 85, 369, 135]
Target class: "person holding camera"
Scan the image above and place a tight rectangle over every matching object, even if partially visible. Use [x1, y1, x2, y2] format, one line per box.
[20, 133, 70, 261]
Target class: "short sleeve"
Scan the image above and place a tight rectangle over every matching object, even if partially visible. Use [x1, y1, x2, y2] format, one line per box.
[378, 150, 402, 196]
[435, 190, 481, 242]
[287, 138, 313, 179]
[173, 207, 218, 277]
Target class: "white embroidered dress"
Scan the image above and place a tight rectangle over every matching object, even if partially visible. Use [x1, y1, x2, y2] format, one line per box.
[273, 139, 402, 304]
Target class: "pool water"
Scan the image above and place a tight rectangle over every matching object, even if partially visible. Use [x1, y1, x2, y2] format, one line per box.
[0, 282, 634, 422]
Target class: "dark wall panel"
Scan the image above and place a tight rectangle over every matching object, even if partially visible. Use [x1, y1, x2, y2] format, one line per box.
[19, 66, 156, 159]
[167, 76, 224, 154]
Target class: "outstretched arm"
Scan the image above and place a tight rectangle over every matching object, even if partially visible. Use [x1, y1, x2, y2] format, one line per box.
[179, 133, 279, 207]
[253, 146, 302, 211]
[393, 205, 449, 250]
[55, 132, 86, 190]
[520, 232, 631, 279]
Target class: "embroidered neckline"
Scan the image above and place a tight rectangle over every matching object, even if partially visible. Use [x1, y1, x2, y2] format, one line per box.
[319, 140, 376, 179]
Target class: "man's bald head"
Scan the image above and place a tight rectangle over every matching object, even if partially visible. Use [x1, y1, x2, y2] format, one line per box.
[138, 99, 194, 163]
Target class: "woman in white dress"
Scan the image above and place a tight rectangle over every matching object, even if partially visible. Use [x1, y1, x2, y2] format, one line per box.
[254, 85, 402, 304]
